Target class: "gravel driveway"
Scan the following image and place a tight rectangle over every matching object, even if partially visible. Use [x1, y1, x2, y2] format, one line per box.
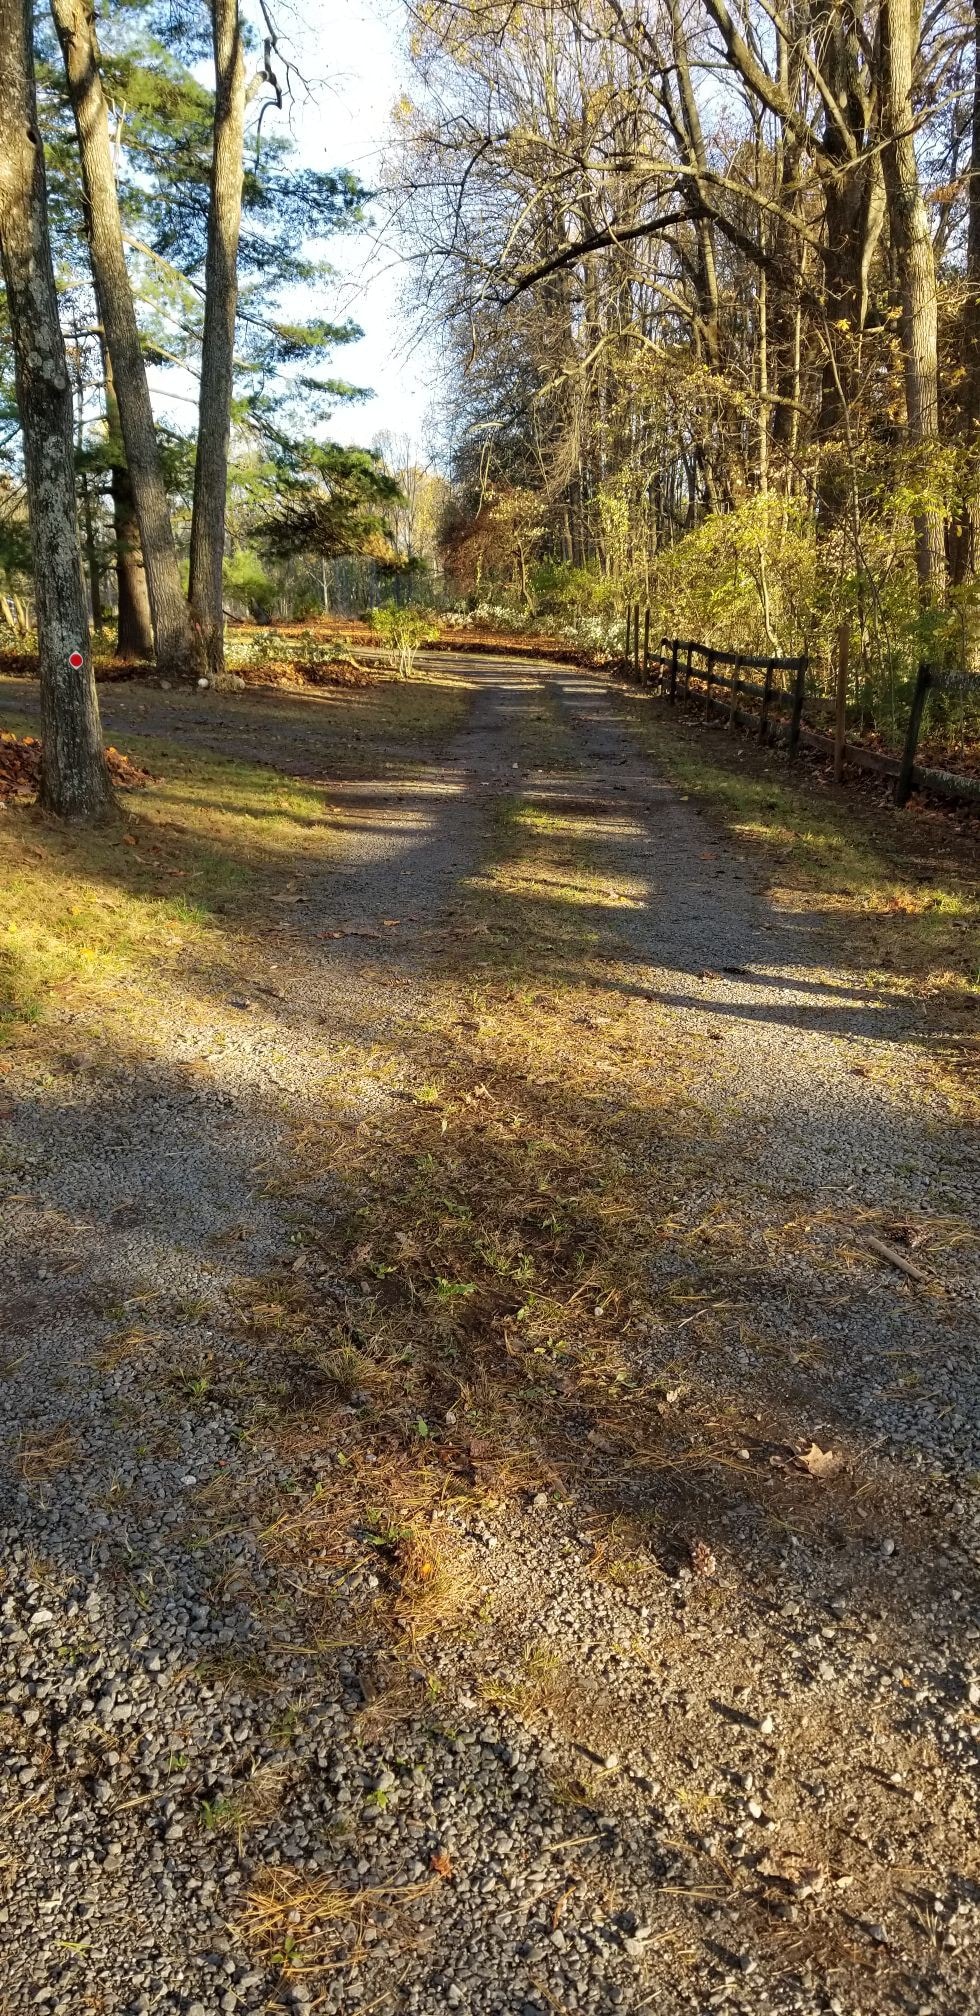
[1, 656, 978, 2016]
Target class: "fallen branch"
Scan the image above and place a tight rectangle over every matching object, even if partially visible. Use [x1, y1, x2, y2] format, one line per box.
[863, 1235, 932, 1284]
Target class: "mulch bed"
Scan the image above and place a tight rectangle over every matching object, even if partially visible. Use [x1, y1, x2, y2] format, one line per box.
[0, 731, 152, 805]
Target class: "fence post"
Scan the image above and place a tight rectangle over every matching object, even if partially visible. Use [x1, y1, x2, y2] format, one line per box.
[683, 641, 693, 701]
[669, 637, 679, 705]
[759, 661, 773, 743]
[633, 605, 641, 679]
[703, 648, 715, 718]
[895, 664, 932, 807]
[788, 657, 807, 753]
[642, 607, 650, 680]
[833, 621, 850, 783]
[624, 606, 632, 663]
[728, 656, 741, 727]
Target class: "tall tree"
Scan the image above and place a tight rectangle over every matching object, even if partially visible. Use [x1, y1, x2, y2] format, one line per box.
[189, 0, 246, 681]
[879, 0, 945, 602]
[0, 0, 112, 819]
[49, 0, 202, 681]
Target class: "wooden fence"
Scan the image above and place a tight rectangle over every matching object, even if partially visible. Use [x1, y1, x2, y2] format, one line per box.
[620, 607, 980, 809]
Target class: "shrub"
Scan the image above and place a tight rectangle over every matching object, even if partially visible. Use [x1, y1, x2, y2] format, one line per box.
[368, 603, 434, 677]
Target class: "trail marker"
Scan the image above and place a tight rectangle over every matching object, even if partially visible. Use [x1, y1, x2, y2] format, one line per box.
[68, 649, 84, 669]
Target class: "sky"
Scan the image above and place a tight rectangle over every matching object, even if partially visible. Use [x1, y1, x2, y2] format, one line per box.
[274, 0, 434, 454]
[144, 1, 434, 463]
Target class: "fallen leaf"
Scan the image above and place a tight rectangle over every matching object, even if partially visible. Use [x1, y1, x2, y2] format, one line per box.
[758, 1853, 827, 1897]
[794, 1442, 841, 1479]
[689, 1537, 717, 1577]
[429, 1848, 454, 1878]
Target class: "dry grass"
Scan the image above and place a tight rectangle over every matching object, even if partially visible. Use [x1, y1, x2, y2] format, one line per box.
[237, 1867, 438, 1980]
[231, 773, 965, 1677]
[13, 1423, 76, 1481]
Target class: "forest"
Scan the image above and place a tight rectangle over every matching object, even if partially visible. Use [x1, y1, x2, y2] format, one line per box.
[2, 9, 980, 2013]
[391, 0, 980, 717]
[2, 0, 980, 812]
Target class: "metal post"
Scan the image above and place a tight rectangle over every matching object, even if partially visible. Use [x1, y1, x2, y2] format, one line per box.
[895, 664, 933, 807]
[633, 605, 641, 678]
[669, 638, 679, 705]
[642, 607, 651, 680]
[683, 641, 693, 701]
[624, 606, 632, 663]
[704, 648, 715, 718]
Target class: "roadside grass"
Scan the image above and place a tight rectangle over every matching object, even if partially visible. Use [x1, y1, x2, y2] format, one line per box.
[615, 692, 980, 1009]
[235, 774, 964, 1693]
[0, 670, 474, 1043]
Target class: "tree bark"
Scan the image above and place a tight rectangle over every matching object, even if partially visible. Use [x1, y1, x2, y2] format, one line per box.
[79, 466, 103, 629]
[189, 0, 246, 682]
[49, 0, 202, 682]
[949, 0, 980, 663]
[879, 0, 945, 603]
[112, 456, 154, 659]
[102, 349, 154, 659]
[0, 0, 113, 819]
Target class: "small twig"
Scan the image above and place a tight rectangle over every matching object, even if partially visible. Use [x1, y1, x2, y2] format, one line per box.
[863, 1235, 932, 1284]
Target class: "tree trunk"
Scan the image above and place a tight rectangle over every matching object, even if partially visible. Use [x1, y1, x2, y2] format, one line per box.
[950, 0, 980, 664]
[49, 0, 202, 682]
[113, 465, 154, 658]
[189, 0, 245, 682]
[103, 351, 153, 659]
[0, 0, 113, 819]
[79, 466, 103, 629]
[880, 0, 945, 603]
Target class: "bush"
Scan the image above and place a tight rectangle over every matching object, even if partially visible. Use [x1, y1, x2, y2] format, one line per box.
[368, 603, 435, 677]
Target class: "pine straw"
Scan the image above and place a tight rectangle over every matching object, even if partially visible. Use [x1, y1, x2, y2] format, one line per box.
[237, 655, 381, 691]
[13, 1423, 77, 1480]
[237, 1867, 438, 1979]
[0, 731, 152, 804]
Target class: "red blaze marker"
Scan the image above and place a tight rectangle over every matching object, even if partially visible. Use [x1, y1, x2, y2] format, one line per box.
[68, 649, 84, 669]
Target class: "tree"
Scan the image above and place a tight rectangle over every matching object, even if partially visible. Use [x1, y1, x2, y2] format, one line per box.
[879, 0, 944, 603]
[49, 0, 203, 682]
[256, 441, 403, 562]
[0, 0, 112, 818]
[189, 0, 246, 681]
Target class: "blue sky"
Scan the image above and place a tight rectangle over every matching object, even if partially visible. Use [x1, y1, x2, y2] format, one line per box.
[145, 2, 432, 457]
[282, 0, 432, 450]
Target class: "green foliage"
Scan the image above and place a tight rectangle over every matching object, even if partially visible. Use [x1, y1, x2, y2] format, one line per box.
[224, 548, 277, 618]
[368, 603, 434, 677]
[530, 560, 619, 620]
[257, 444, 403, 565]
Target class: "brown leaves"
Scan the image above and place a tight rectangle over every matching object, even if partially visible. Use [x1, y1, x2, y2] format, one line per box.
[793, 1441, 842, 1480]
[429, 1848, 454, 1879]
[0, 732, 152, 805]
[689, 1537, 717, 1577]
[757, 1852, 827, 1897]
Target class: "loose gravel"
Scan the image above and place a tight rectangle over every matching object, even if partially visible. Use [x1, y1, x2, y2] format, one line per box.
[0, 658, 977, 2016]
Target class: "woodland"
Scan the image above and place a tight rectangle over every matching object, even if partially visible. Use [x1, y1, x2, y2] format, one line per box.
[2, 0, 980, 810]
[2, 12, 980, 2010]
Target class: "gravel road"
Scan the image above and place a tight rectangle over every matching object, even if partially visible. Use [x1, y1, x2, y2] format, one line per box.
[1, 657, 978, 2016]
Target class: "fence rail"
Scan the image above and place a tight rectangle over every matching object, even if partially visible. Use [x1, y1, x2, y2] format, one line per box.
[619, 606, 980, 810]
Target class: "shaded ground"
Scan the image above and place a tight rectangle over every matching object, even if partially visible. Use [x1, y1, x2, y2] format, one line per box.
[0, 658, 978, 2016]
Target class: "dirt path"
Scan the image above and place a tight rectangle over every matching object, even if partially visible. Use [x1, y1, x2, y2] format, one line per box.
[1, 656, 978, 2016]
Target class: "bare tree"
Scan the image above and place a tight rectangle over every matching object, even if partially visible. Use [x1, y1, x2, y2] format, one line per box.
[880, 0, 944, 601]
[0, 0, 112, 818]
[49, 0, 203, 682]
[189, 0, 246, 681]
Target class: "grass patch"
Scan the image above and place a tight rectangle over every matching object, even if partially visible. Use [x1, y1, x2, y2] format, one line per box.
[238, 1868, 438, 1983]
[617, 692, 980, 1004]
[0, 670, 474, 1042]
